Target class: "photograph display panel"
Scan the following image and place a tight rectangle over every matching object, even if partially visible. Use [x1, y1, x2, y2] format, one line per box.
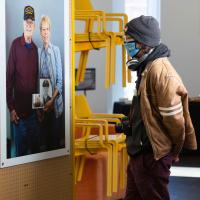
[0, 0, 71, 167]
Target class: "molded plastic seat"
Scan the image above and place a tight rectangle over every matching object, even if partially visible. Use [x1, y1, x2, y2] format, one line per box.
[75, 94, 127, 194]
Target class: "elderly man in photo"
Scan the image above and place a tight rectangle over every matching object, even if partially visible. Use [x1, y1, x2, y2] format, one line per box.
[6, 5, 40, 157]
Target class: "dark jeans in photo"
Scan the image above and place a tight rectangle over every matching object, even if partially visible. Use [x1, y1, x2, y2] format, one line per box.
[12, 113, 40, 157]
[124, 153, 173, 200]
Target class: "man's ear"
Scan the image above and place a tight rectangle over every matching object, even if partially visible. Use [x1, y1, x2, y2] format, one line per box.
[142, 46, 152, 54]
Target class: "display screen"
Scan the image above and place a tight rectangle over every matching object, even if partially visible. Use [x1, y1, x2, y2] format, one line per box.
[75, 68, 96, 91]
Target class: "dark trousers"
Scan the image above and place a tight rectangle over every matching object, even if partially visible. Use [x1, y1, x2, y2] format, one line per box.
[13, 113, 40, 157]
[124, 153, 173, 200]
[40, 111, 64, 151]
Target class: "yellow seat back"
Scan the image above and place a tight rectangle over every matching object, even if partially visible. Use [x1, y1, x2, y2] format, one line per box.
[75, 0, 93, 10]
[75, 95, 92, 118]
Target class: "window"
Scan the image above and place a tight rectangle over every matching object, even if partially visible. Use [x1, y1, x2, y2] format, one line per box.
[124, 0, 160, 100]
[125, 0, 148, 20]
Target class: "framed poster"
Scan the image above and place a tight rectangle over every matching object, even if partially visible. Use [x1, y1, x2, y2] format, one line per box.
[0, 0, 71, 167]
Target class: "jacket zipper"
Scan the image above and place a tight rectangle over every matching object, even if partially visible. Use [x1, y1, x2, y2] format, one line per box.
[140, 68, 159, 160]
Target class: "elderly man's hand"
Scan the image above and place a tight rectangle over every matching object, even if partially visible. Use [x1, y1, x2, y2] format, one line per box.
[172, 155, 180, 163]
[11, 110, 19, 124]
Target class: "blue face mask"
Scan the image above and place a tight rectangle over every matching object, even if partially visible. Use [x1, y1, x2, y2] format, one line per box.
[124, 41, 140, 58]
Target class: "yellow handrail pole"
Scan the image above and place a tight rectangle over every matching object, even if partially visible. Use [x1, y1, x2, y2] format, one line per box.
[105, 38, 110, 88]
[122, 45, 126, 87]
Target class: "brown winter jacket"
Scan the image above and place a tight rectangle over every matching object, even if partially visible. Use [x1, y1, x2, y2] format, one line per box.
[138, 57, 197, 160]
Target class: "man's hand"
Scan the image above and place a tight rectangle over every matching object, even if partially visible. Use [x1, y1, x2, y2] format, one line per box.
[172, 155, 180, 163]
[10, 110, 19, 124]
[44, 99, 54, 112]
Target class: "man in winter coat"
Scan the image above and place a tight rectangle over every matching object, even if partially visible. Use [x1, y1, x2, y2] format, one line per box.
[123, 15, 197, 200]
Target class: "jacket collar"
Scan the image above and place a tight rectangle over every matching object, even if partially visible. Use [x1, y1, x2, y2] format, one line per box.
[42, 43, 53, 54]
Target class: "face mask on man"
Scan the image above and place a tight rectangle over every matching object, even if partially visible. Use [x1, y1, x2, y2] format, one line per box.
[124, 41, 140, 58]
[125, 47, 154, 71]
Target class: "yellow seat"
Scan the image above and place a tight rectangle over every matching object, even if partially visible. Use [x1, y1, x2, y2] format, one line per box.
[75, 94, 127, 194]
[75, 94, 124, 122]
[75, 121, 113, 196]
[74, 151, 86, 183]
[75, 0, 128, 88]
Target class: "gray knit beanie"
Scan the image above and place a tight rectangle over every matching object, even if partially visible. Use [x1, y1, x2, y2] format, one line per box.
[125, 15, 160, 47]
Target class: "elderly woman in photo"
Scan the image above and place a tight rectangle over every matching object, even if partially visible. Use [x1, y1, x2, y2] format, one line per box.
[38, 15, 64, 151]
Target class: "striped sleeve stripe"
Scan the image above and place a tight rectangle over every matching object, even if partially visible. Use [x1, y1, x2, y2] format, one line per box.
[159, 102, 182, 111]
[159, 102, 183, 116]
[160, 107, 183, 116]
